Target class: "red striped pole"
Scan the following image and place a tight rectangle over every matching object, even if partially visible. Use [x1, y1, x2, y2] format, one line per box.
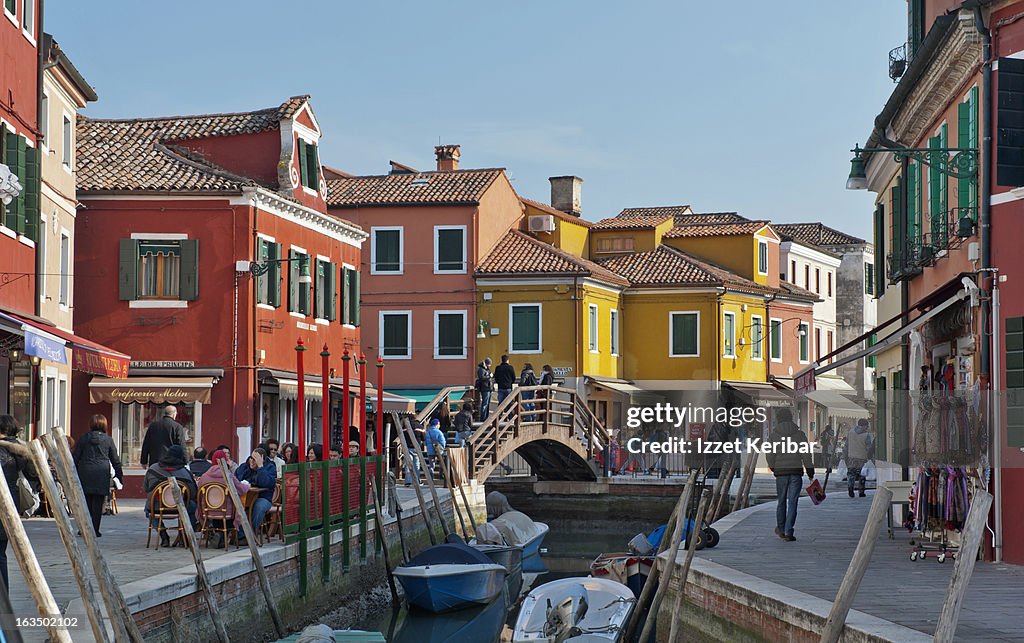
[321, 345, 331, 459]
[358, 353, 367, 457]
[296, 337, 307, 461]
[341, 349, 351, 458]
[376, 357, 385, 456]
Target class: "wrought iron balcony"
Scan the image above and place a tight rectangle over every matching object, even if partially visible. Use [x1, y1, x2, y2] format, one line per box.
[886, 207, 977, 282]
[889, 43, 908, 82]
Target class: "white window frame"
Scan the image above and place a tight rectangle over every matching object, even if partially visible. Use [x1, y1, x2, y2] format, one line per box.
[757, 241, 768, 276]
[57, 374, 68, 430]
[769, 318, 783, 363]
[42, 367, 57, 432]
[370, 226, 404, 275]
[588, 304, 599, 353]
[750, 314, 763, 360]
[58, 228, 70, 309]
[798, 322, 810, 364]
[61, 110, 73, 173]
[610, 309, 619, 356]
[379, 310, 413, 360]
[509, 303, 543, 355]
[433, 224, 467, 274]
[4, 0, 16, 27]
[433, 309, 467, 360]
[722, 311, 736, 358]
[669, 311, 700, 358]
[20, 0, 34, 44]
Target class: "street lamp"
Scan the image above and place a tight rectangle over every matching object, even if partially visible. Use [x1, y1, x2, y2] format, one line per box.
[248, 254, 312, 283]
[846, 143, 978, 190]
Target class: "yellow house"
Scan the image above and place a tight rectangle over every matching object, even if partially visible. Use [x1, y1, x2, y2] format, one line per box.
[474, 231, 629, 410]
[662, 219, 781, 287]
[523, 198, 591, 259]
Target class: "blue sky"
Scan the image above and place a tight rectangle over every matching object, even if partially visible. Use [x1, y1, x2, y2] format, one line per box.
[48, 1, 906, 239]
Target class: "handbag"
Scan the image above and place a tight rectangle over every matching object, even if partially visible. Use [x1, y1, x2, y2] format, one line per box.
[18, 472, 41, 517]
[806, 478, 826, 506]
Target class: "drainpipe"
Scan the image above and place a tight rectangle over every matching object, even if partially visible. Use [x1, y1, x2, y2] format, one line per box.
[573, 276, 581, 394]
[34, 0, 45, 318]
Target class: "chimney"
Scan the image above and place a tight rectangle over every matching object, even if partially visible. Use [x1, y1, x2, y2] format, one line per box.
[549, 176, 583, 216]
[435, 145, 461, 172]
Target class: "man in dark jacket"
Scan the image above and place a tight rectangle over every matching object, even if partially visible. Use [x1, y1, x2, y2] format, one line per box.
[493, 355, 516, 406]
[475, 358, 494, 421]
[0, 415, 39, 596]
[140, 406, 188, 466]
[234, 448, 276, 544]
[766, 408, 814, 541]
[144, 444, 198, 546]
[188, 447, 211, 477]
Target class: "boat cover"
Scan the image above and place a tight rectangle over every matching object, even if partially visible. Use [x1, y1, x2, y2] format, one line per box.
[474, 522, 506, 545]
[491, 511, 543, 546]
[404, 542, 494, 567]
[486, 490, 514, 519]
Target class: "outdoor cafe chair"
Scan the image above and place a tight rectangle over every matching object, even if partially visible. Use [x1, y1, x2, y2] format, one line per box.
[198, 482, 236, 551]
[146, 480, 191, 550]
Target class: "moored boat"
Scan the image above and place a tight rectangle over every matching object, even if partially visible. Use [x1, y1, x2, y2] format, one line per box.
[589, 553, 654, 597]
[512, 577, 636, 643]
[488, 510, 550, 571]
[392, 543, 506, 613]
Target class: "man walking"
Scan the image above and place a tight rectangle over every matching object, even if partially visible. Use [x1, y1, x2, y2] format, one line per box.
[141, 406, 188, 467]
[845, 419, 873, 498]
[494, 355, 516, 406]
[766, 408, 814, 542]
[475, 357, 494, 421]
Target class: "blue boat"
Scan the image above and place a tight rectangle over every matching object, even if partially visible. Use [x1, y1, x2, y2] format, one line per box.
[472, 542, 524, 598]
[488, 511, 550, 572]
[393, 543, 506, 613]
[388, 585, 509, 643]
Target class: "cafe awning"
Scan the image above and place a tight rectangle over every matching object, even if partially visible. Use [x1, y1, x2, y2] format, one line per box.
[277, 379, 323, 402]
[89, 377, 215, 404]
[587, 376, 665, 405]
[815, 375, 857, 393]
[0, 310, 130, 376]
[804, 390, 871, 420]
[723, 381, 794, 408]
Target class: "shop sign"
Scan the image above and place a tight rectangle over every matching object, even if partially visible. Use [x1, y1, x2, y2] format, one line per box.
[552, 367, 573, 376]
[130, 361, 196, 368]
[794, 368, 816, 394]
[75, 350, 129, 378]
[688, 422, 706, 440]
[24, 328, 67, 365]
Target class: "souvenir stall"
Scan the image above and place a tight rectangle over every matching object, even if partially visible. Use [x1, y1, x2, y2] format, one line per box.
[906, 299, 988, 562]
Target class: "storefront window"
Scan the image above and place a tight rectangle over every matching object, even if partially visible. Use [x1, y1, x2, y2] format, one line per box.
[9, 362, 32, 435]
[117, 401, 196, 468]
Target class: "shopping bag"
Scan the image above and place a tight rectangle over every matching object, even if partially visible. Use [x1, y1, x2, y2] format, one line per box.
[806, 478, 826, 505]
[862, 459, 877, 481]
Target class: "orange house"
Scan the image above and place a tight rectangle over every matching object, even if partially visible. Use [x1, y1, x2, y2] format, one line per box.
[327, 146, 523, 392]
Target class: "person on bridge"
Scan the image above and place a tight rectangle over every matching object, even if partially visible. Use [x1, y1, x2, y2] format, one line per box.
[845, 419, 873, 498]
[494, 355, 517, 407]
[476, 357, 494, 421]
[766, 408, 814, 542]
[453, 401, 474, 444]
[519, 363, 539, 421]
[141, 405, 188, 467]
[424, 419, 447, 473]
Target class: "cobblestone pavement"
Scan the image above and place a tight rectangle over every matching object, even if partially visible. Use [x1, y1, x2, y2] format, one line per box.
[697, 490, 1024, 642]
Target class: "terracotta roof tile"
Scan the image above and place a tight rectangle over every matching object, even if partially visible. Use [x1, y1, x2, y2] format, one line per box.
[76, 97, 310, 192]
[664, 220, 769, 239]
[674, 212, 748, 226]
[598, 245, 776, 295]
[476, 231, 629, 286]
[592, 213, 673, 230]
[617, 205, 693, 218]
[774, 222, 866, 246]
[521, 198, 593, 228]
[778, 281, 822, 302]
[326, 169, 504, 208]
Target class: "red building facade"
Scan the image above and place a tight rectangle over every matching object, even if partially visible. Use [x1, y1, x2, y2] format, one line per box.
[72, 97, 366, 495]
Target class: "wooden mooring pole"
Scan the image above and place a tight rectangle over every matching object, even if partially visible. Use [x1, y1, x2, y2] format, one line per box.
[369, 477, 401, 606]
[820, 486, 893, 643]
[402, 418, 452, 538]
[668, 490, 712, 642]
[933, 491, 994, 643]
[397, 426, 437, 545]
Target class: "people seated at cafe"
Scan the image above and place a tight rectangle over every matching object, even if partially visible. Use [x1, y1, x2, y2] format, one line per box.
[143, 444, 198, 546]
[197, 449, 251, 533]
[233, 447, 276, 544]
[306, 443, 323, 461]
[188, 447, 212, 477]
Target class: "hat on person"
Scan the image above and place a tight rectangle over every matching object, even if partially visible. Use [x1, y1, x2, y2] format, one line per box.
[429, 418, 441, 428]
[857, 418, 869, 427]
[210, 449, 228, 465]
[160, 444, 187, 467]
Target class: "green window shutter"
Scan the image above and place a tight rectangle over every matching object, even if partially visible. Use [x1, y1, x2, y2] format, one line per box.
[874, 202, 885, 292]
[313, 259, 323, 318]
[913, 163, 923, 245]
[299, 254, 310, 315]
[891, 181, 903, 273]
[937, 123, 948, 246]
[511, 306, 540, 351]
[287, 249, 297, 312]
[268, 243, 281, 307]
[437, 313, 464, 356]
[297, 139, 308, 189]
[179, 239, 199, 301]
[1007, 317, 1024, 446]
[4, 134, 23, 232]
[875, 376, 887, 460]
[969, 87, 979, 216]
[306, 144, 320, 190]
[958, 98, 973, 218]
[770, 319, 781, 359]
[928, 135, 942, 249]
[256, 239, 268, 305]
[436, 228, 464, 271]
[866, 334, 877, 368]
[23, 144, 38, 241]
[382, 314, 409, 356]
[671, 313, 698, 356]
[325, 262, 336, 321]
[118, 239, 139, 300]
[351, 269, 360, 326]
[374, 230, 400, 272]
[3, 1, 14, 15]
[341, 267, 351, 325]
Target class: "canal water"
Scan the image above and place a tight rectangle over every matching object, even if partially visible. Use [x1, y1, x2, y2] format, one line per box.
[341, 515, 661, 642]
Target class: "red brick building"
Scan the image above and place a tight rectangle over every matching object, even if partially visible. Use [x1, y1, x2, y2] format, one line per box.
[72, 97, 367, 495]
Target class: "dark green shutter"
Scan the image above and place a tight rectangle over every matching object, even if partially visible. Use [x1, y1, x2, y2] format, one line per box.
[969, 87, 979, 214]
[325, 262, 336, 321]
[118, 239, 139, 300]
[511, 306, 540, 351]
[874, 202, 885, 292]
[908, 0, 924, 58]
[298, 254, 310, 315]
[256, 239, 268, 305]
[179, 239, 199, 301]
[351, 269, 360, 326]
[382, 314, 408, 356]
[958, 95, 976, 219]
[928, 135, 943, 249]
[1008, 317, 1024, 446]
[313, 260, 323, 318]
[287, 249, 296, 312]
[671, 313, 698, 356]
[937, 123, 948, 246]
[297, 139, 308, 189]
[306, 144, 320, 190]
[268, 243, 281, 307]
[875, 376, 887, 460]
[23, 144, 38, 241]
[437, 313, 463, 356]
[5, 133, 23, 232]
[341, 267, 351, 325]
[891, 180, 903, 273]
[770, 320, 781, 359]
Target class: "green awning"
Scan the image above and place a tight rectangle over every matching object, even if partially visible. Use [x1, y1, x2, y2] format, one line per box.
[386, 388, 446, 411]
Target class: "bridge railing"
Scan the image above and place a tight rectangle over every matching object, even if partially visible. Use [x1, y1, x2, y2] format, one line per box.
[414, 385, 474, 425]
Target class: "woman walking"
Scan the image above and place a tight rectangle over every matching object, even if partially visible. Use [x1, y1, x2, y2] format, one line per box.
[73, 414, 123, 537]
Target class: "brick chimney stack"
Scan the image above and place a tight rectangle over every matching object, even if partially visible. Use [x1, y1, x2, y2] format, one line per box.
[549, 176, 583, 216]
[435, 145, 461, 172]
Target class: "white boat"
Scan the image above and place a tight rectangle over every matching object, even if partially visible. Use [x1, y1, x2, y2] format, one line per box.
[512, 577, 636, 643]
[487, 510, 550, 571]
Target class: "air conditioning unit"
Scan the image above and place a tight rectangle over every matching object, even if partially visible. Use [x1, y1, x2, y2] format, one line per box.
[528, 214, 555, 232]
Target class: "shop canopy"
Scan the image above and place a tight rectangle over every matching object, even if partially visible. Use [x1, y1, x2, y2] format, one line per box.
[89, 377, 215, 404]
[586, 377, 666, 406]
[723, 381, 794, 408]
[0, 310, 130, 377]
[804, 390, 871, 421]
[815, 375, 857, 393]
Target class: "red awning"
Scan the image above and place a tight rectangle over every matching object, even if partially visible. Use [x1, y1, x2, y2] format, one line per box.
[0, 311, 130, 377]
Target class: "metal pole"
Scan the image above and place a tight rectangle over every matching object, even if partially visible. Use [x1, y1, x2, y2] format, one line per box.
[359, 353, 367, 457]
[342, 348, 351, 458]
[376, 357, 385, 456]
[322, 345, 331, 456]
[990, 277, 1003, 561]
[297, 337, 307, 461]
